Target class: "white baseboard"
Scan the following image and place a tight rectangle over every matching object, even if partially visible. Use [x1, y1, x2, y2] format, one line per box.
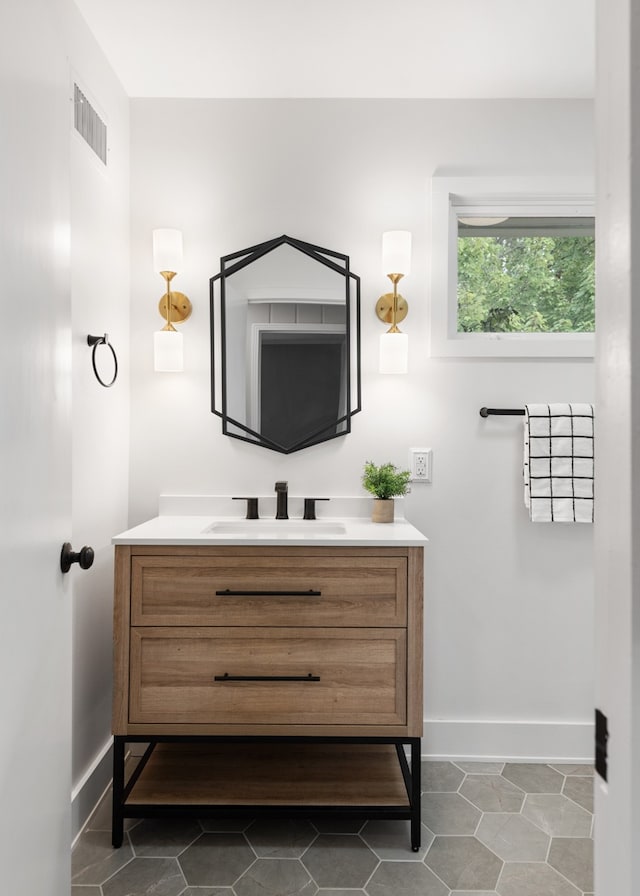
[71, 737, 113, 845]
[423, 718, 594, 763]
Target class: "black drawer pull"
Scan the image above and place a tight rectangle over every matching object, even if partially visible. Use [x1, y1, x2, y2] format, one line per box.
[215, 588, 321, 597]
[214, 672, 320, 682]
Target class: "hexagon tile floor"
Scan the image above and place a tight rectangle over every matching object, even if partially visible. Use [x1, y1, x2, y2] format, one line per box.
[72, 760, 594, 896]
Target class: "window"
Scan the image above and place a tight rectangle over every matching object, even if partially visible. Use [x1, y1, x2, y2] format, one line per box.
[430, 176, 595, 357]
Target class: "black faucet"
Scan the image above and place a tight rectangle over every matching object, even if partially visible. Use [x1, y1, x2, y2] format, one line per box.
[275, 481, 288, 519]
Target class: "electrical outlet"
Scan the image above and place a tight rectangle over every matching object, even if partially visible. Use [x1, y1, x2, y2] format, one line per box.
[409, 448, 432, 482]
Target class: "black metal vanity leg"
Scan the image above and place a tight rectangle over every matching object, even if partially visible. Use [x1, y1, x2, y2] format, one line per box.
[112, 736, 125, 848]
[410, 738, 421, 851]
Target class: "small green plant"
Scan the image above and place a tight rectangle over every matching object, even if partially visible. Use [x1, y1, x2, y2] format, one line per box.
[362, 461, 411, 500]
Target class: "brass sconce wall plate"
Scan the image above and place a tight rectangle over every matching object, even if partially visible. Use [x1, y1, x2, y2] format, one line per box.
[376, 293, 408, 325]
[158, 292, 192, 323]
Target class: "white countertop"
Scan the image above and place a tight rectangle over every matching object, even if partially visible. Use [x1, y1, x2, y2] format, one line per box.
[112, 495, 428, 547]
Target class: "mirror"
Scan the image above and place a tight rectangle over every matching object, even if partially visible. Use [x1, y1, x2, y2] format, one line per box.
[210, 235, 361, 453]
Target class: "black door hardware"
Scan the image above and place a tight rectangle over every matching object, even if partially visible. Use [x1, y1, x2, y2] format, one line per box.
[595, 708, 609, 781]
[60, 542, 95, 574]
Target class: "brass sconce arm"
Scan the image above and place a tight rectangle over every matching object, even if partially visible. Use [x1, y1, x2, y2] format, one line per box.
[378, 231, 411, 375]
[375, 272, 408, 332]
[158, 270, 192, 330]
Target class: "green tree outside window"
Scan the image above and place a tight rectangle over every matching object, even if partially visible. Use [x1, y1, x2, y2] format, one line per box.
[457, 235, 595, 333]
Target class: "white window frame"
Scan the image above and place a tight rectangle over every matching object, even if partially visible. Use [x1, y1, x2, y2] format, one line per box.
[430, 175, 595, 358]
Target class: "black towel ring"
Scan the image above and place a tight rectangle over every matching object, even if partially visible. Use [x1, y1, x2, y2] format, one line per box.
[87, 334, 118, 388]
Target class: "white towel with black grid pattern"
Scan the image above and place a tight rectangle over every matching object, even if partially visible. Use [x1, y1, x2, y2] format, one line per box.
[523, 403, 594, 523]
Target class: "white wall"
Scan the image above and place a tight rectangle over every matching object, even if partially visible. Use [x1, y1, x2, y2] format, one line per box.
[67, 5, 130, 836]
[129, 98, 594, 759]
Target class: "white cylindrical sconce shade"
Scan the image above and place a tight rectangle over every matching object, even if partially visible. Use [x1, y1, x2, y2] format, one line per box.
[154, 329, 184, 372]
[382, 231, 412, 277]
[153, 228, 183, 273]
[379, 331, 408, 374]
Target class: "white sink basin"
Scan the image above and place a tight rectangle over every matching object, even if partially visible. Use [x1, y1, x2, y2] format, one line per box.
[203, 519, 346, 537]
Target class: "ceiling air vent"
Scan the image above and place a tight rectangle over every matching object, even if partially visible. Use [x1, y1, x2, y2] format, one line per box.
[74, 83, 107, 165]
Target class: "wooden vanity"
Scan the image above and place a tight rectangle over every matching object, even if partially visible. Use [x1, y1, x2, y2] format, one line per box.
[111, 523, 425, 849]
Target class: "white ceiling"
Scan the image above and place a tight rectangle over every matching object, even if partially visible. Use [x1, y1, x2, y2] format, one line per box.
[73, 0, 595, 99]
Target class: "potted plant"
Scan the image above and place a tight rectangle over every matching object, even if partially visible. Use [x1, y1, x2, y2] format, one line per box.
[362, 460, 411, 523]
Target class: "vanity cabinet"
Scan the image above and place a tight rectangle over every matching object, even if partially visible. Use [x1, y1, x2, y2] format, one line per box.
[112, 543, 424, 848]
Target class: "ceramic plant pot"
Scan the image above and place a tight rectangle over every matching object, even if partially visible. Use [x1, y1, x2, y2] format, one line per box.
[371, 498, 394, 523]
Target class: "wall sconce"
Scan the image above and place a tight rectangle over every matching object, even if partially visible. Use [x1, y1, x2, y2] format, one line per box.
[152, 228, 192, 372]
[376, 230, 411, 374]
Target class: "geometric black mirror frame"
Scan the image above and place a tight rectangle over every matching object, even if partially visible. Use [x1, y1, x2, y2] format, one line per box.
[210, 234, 361, 454]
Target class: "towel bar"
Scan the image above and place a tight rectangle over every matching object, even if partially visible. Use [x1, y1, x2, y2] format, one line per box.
[479, 407, 525, 417]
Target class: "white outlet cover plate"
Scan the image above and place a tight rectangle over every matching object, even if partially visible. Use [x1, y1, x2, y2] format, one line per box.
[409, 447, 432, 482]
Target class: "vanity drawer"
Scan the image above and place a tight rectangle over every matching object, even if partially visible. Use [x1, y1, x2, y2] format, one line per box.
[129, 627, 407, 726]
[130, 556, 407, 627]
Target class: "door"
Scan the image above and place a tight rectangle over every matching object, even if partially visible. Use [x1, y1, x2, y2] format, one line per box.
[595, 0, 640, 892]
[0, 0, 73, 891]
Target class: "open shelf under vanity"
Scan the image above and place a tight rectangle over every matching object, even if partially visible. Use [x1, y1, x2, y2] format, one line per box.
[112, 736, 422, 849]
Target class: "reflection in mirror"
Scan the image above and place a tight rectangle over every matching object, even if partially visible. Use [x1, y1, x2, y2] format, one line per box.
[210, 235, 361, 453]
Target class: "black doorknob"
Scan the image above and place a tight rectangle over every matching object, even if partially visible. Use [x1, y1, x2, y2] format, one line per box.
[60, 542, 95, 574]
